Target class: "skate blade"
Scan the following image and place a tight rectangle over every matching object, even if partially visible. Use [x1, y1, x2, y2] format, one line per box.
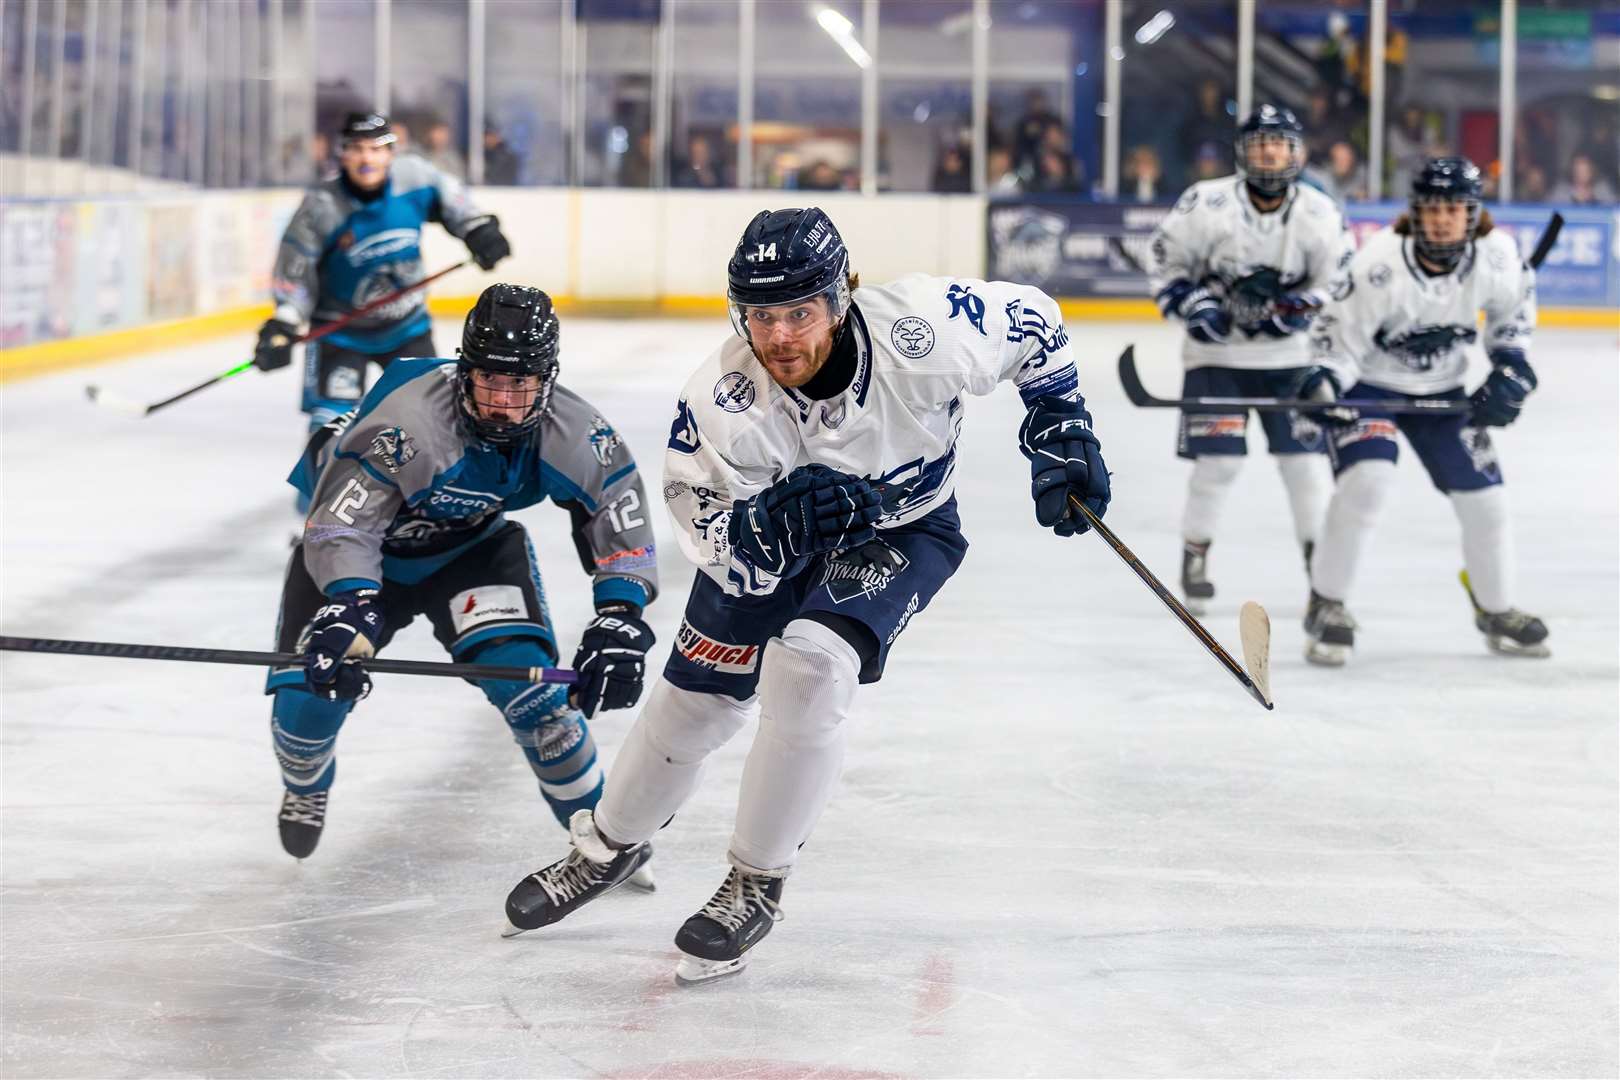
[500, 920, 531, 939]
[674, 953, 748, 985]
[1304, 639, 1350, 667]
[626, 863, 657, 892]
[1486, 636, 1551, 659]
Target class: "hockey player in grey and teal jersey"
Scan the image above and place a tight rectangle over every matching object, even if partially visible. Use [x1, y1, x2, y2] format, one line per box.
[252, 112, 511, 436]
[265, 284, 659, 866]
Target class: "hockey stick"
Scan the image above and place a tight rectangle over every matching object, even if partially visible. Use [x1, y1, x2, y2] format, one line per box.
[1115, 345, 1470, 414]
[84, 259, 472, 418]
[0, 634, 577, 685]
[1527, 211, 1563, 271]
[1067, 495, 1274, 711]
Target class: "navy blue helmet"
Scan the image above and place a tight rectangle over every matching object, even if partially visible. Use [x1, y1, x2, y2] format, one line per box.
[726, 207, 852, 341]
[457, 283, 560, 445]
[1235, 104, 1305, 196]
[1409, 156, 1483, 271]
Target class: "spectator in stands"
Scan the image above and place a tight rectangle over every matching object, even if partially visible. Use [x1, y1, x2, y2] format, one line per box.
[1123, 145, 1164, 203]
[1026, 145, 1081, 194]
[1304, 87, 1349, 162]
[798, 160, 846, 191]
[1312, 140, 1367, 205]
[1014, 89, 1065, 175]
[621, 130, 654, 188]
[483, 125, 521, 185]
[1550, 152, 1617, 205]
[1518, 163, 1551, 203]
[987, 147, 1021, 195]
[1387, 105, 1434, 201]
[1191, 141, 1225, 182]
[931, 142, 972, 194]
[673, 134, 725, 189]
[423, 118, 466, 179]
[1179, 79, 1233, 184]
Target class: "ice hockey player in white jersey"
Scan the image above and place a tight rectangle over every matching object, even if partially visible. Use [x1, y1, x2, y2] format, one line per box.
[1294, 157, 1549, 665]
[504, 206, 1112, 983]
[1148, 105, 1354, 612]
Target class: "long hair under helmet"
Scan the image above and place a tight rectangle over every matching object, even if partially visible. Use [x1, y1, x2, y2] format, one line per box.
[456, 283, 560, 446]
[1408, 156, 1483, 272]
[726, 207, 852, 343]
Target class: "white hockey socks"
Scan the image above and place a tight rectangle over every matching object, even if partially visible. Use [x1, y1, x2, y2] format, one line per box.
[1311, 459, 1397, 601]
[1181, 454, 1244, 543]
[729, 619, 861, 875]
[1275, 452, 1332, 546]
[593, 678, 754, 847]
[1450, 486, 1515, 613]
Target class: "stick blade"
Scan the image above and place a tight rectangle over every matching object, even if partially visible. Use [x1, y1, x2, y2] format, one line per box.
[1238, 601, 1274, 710]
[84, 384, 151, 417]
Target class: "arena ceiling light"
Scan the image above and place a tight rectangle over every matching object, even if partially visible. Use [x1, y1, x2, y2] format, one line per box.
[1134, 10, 1176, 45]
[814, 5, 872, 69]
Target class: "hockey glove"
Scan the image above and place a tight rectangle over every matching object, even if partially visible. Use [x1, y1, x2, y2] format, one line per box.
[729, 465, 882, 579]
[570, 604, 655, 718]
[464, 218, 511, 271]
[254, 318, 299, 372]
[1292, 365, 1358, 428]
[1253, 293, 1321, 339]
[1469, 351, 1537, 428]
[1180, 289, 1231, 345]
[303, 590, 385, 702]
[1019, 395, 1110, 537]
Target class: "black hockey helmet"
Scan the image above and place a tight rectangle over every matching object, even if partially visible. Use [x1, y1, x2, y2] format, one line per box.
[457, 283, 560, 445]
[726, 207, 852, 342]
[1408, 156, 1482, 271]
[340, 111, 396, 149]
[1235, 104, 1305, 197]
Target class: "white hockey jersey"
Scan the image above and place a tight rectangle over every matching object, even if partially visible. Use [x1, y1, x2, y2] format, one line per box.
[1148, 175, 1355, 371]
[664, 272, 1081, 597]
[1310, 225, 1536, 397]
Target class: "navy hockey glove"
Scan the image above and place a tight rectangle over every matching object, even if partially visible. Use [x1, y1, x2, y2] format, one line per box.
[1469, 351, 1537, 428]
[1019, 395, 1110, 537]
[570, 604, 655, 719]
[254, 318, 298, 371]
[464, 218, 511, 271]
[303, 590, 385, 702]
[1292, 365, 1358, 428]
[1180, 289, 1231, 345]
[729, 465, 882, 579]
[1253, 293, 1321, 339]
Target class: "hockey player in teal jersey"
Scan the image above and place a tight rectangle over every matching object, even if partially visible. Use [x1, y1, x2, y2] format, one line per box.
[266, 284, 658, 873]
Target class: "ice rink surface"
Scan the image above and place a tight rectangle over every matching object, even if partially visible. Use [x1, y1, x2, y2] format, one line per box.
[2, 317, 1616, 1078]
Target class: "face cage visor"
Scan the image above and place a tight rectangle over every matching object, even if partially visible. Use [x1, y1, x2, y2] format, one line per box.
[1409, 194, 1480, 271]
[728, 274, 851, 345]
[1236, 130, 1305, 195]
[458, 366, 553, 445]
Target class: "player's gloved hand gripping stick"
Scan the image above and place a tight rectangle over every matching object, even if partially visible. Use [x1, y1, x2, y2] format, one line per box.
[84, 258, 472, 418]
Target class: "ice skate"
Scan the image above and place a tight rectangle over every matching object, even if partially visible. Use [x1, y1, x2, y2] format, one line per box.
[1303, 590, 1355, 666]
[1302, 539, 1315, 576]
[673, 864, 786, 985]
[503, 809, 652, 938]
[1181, 540, 1215, 614]
[278, 790, 328, 859]
[1460, 571, 1550, 658]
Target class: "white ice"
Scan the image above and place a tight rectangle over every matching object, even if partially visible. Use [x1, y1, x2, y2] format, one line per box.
[2, 319, 1616, 1078]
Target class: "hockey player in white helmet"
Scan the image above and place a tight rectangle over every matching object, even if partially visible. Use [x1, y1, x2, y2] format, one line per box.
[1148, 104, 1355, 612]
[1295, 156, 1548, 665]
[503, 207, 1113, 984]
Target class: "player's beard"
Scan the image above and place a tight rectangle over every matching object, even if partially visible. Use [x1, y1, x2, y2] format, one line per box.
[757, 337, 832, 388]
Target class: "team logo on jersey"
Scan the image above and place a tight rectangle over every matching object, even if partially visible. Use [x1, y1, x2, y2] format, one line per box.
[1368, 264, 1392, 288]
[1374, 323, 1476, 371]
[1174, 189, 1199, 214]
[890, 316, 935, 358]
[674, 620, 761, 674]
[818, 539, 910, 604]
[946, 284, 987, 336]
[667, 398, 702, 454]
[587, 415, 623, 467]
[713, 372, 756, 413]
[1330, 273, 1355, 301]
[368, 426, 418, 474]
[820, 403, 847, 429]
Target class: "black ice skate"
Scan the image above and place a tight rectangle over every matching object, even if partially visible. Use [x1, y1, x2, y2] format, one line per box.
[1181, 540, 1215, 613]
[1460, 571, 1550, 658]
[503, 809, 653, 938]
[278, 790, 328, 859]
[673, 864, 786, 985]
[1303, 590, 1356, 666]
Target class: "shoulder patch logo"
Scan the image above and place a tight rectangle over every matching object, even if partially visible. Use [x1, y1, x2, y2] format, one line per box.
[587, 414, 623, 467]
[369, 426, 418, 474]
[714, 372, 756, 413]
[890, 316, 936, 358]
[1368, 263, 1392, 288]
[945, 283, 987, 336]
[667, 398, 702, 455]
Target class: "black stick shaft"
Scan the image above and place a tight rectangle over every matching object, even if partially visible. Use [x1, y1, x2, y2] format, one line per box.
[1067, 498, 1271, 710]
[1117, 345, 1467, 413]
[0, 635, 578, 685]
